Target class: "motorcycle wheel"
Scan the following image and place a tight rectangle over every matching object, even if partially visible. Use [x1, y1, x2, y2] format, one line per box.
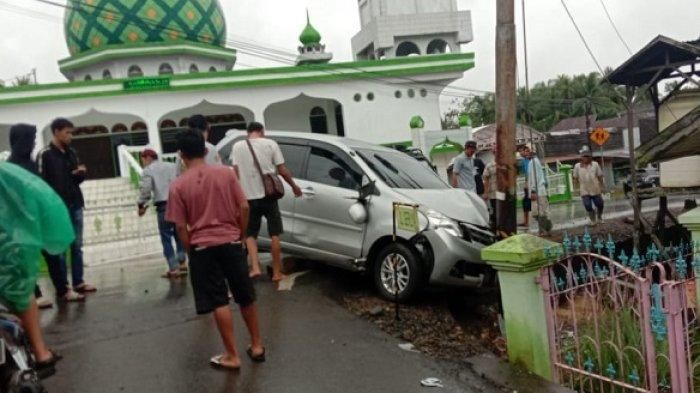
[7, 370, 45, 393]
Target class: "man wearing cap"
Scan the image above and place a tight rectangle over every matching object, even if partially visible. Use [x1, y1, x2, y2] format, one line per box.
[573, 146, 605, 226]
[137, 148, 186, 278]
[451, 141, 481, 194]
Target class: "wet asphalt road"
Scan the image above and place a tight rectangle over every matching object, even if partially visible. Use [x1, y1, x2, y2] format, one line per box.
[38, 258, 500, 393]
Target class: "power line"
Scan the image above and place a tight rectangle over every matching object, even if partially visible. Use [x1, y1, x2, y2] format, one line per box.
[30, 0, 508, 101]
[559, 0, 604, 74]
[597, 0, 632, 55]
[20, 0, 592, 107]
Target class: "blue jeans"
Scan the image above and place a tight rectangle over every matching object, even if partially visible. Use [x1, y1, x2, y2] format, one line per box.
[582, 195, 604, 213]
[156, 204, 185, 271]
[44, 207, 84, 297]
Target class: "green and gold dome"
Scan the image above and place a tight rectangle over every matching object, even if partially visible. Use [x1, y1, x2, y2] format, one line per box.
[64, 0, 227, 56]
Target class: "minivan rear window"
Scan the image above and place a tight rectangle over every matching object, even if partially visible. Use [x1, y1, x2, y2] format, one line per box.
[356, 149, 448, 190]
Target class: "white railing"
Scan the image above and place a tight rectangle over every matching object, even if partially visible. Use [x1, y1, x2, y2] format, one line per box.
[516, 173, 571, 199]
[0, 151, 9, 161]
[117, 145, 145, 182]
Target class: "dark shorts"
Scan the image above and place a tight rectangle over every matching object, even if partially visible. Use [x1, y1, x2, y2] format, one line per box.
[247, 197, 283, 238]
[522, 188, 532, 212]
[189, 243, 255, 315]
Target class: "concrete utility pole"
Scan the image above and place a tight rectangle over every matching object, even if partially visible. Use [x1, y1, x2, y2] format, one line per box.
[495, 0, 517, 238]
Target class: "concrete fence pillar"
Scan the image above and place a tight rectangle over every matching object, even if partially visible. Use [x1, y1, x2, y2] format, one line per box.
[481, 234, 562, 380]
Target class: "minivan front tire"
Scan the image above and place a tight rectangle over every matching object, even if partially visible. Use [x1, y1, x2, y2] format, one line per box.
[373, 243, 422, 302]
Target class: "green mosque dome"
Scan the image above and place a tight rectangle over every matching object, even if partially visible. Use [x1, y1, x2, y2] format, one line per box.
[64, 0, 227, 56]
[299, 12, 322, 46]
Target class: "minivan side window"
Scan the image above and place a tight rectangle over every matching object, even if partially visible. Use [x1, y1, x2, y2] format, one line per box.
[278, 143, 310, 179]
[307, 147, 363, 190]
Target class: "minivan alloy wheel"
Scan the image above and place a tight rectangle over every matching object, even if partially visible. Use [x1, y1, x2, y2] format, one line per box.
[380, 253, 410, 295]
[373, 242, 422, 301]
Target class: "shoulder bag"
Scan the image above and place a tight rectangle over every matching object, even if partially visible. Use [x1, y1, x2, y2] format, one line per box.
[246, 139, 285, 200]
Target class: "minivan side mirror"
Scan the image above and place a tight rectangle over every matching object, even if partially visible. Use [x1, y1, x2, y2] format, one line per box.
[359, 175, 377, 200]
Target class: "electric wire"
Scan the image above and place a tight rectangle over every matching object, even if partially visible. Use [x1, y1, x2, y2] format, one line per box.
[559, 0, 604, 74]
[597, 0, 632, 55]
[27, 0, 587, 105]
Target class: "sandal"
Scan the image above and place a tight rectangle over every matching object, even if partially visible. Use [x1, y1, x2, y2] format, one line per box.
[60, 290, 85, 302]
[35, 350, 62, 379]
[210, 355, 240, 371]
[161, 271, 183, 279]
[246, 347, 266, 363]
[74, 284, 97, 293]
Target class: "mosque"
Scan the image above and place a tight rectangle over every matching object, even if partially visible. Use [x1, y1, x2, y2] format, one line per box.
[0, 0, 475, 179]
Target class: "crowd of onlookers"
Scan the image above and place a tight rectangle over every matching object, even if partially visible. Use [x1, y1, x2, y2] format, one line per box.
[448, 140, 606, 235]
[1, 115, 607, 377]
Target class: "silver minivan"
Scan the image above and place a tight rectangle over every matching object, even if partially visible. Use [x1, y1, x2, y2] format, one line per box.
[217, 131, 496, 300]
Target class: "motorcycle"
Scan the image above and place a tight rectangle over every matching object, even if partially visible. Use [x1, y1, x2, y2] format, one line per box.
[0, 303, 45, 393]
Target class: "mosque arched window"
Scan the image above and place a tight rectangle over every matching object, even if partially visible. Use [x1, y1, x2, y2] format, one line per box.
[310, 107, 328, 134]
[102, 70, 112, 80]
[160, 119, 177, 129]
[84, 74, 92, 81]
[426, 39, 451, 55]
[128, 65, 143, 78]
[396, 41, 421, 57]
[131, 121, 147, 131]
[158, 63, 174, 75]
[189, 64, 199, 73]
[111, 123, 128, 133]
[209, 66, 217, 73]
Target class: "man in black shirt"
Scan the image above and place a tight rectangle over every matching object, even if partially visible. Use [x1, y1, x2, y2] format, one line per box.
[38, 118, 96, 301]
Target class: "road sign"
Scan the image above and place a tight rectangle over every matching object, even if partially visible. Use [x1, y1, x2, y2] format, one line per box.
[590, 127, 611, 146]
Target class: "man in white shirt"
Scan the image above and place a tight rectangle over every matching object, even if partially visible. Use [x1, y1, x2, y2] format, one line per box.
[527, 149, 553, 236]
[573, 146, 605, 225]
[188, 115, 221, 166]
[231, 122, 302, 281]
[175, 115, 221, 175]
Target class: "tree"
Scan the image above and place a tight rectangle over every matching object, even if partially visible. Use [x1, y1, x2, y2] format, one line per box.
[444, 93, 496, 129]
[12, 75, 33, 87]
[444, 71, 628, 132]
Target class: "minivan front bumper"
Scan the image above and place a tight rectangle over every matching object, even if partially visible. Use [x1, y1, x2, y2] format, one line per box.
[422, 227, 494, 288]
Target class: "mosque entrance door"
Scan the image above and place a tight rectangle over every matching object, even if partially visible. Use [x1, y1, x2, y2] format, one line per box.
[72, 136, 115, 180]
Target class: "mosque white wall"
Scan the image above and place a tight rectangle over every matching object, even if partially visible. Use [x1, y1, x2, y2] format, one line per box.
[0, 76, 450, 155]
[68, 55, 233, 82]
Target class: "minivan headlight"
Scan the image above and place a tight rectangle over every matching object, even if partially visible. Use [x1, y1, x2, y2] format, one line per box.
[425, 210, 462, 238]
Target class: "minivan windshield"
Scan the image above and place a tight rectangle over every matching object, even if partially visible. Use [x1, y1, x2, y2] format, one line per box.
[356, 148, 448, 189]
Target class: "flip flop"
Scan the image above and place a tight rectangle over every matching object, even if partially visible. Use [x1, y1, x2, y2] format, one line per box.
[210, 355, 240, 371]
[246, 347, 266, 363]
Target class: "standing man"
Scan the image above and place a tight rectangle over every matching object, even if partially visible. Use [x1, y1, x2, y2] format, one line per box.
[527, 147, 553, 236]
[481, 146, 498, 229]
[451, 141, 479, 193]
[517, 145, 532, 228]
[137, 148, 186, 278]
[37, 118, 96, 302]
[573, 146, 605, 226]
[7, 123, 53, 309]
[231, 122, 302, 281]
[188, 114, 221, 166]
[166, 129, 265, 370]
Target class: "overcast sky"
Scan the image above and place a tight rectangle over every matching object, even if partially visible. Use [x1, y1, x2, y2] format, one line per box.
[0, 0, 697, 111]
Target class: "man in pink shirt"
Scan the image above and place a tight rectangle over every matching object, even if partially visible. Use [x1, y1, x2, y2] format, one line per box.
[166, 129, 265, 370]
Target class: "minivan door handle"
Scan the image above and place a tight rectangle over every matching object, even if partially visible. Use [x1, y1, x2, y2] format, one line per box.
[302, 187, 316, 197]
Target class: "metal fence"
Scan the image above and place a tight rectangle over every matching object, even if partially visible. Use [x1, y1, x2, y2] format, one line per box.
[542, 232, 700, 392]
